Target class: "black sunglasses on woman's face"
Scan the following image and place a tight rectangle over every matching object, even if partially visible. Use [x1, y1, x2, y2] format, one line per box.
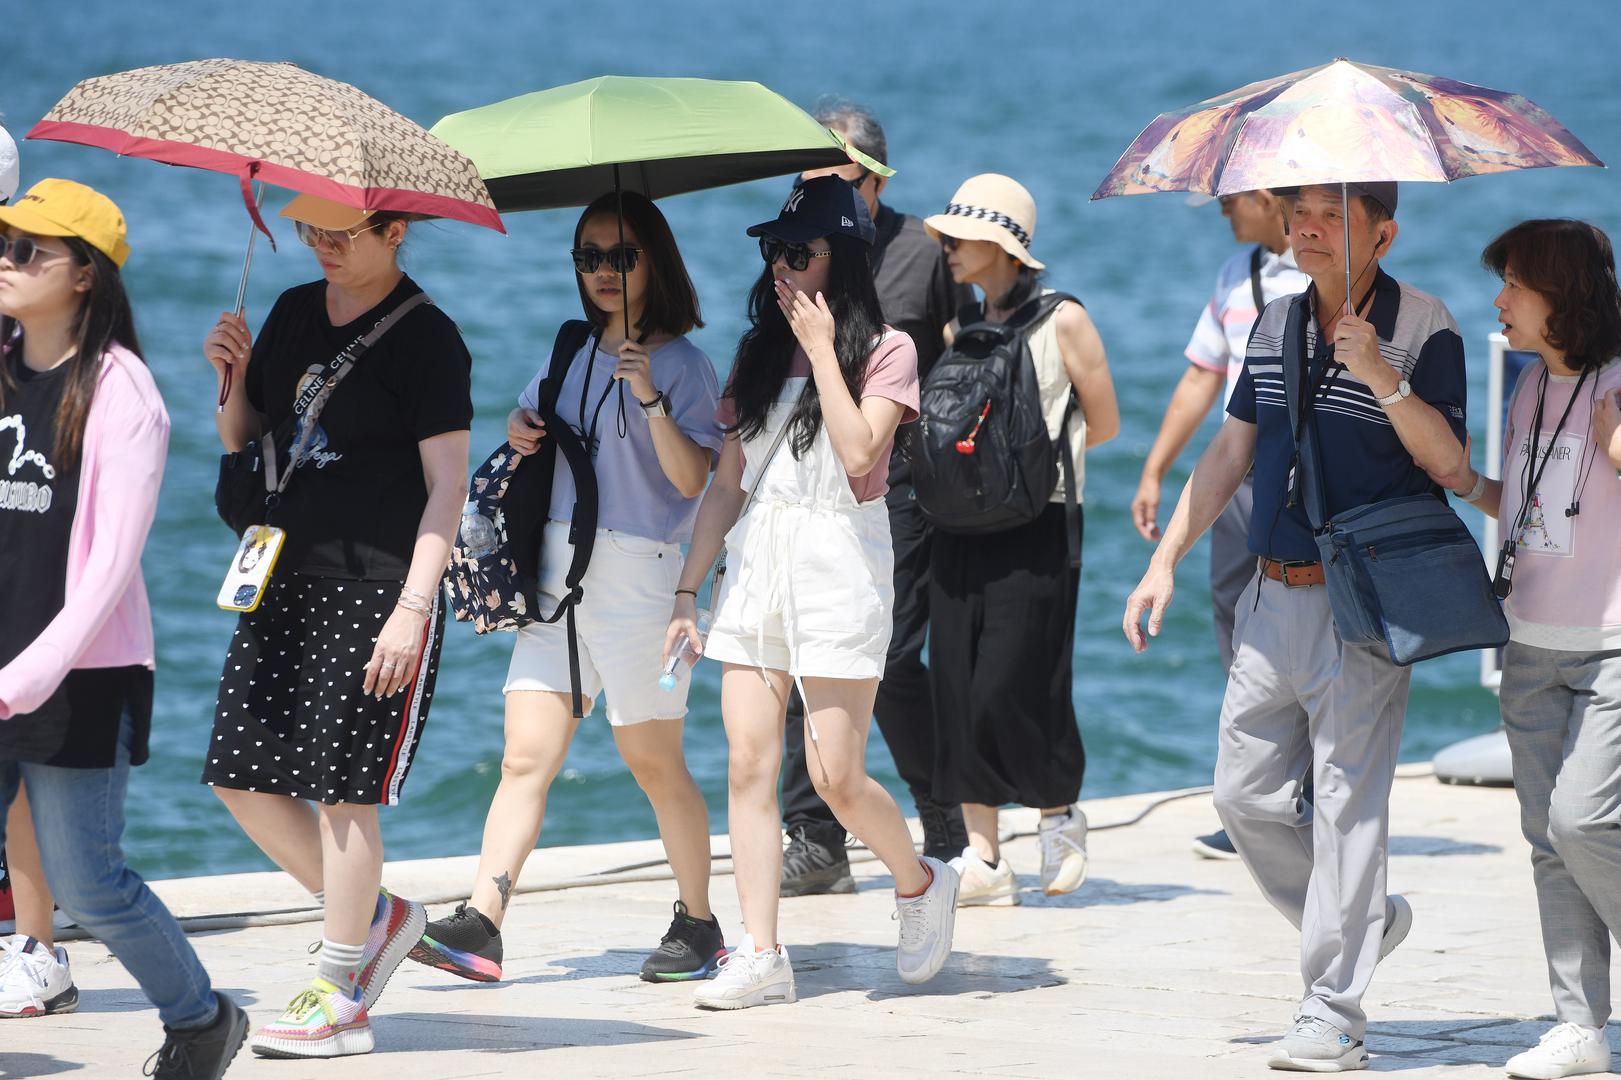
[571, 244, 641, 275]
[759, 236, 831, 272]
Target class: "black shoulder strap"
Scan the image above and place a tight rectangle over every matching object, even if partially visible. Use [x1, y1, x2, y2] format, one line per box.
[1279, 293, 1328, 530]
[1009, 290, 1081, 333]
[537, 320, 595, 414]
[1249, 246, 1265, 315]
[529, 418, 598, 719]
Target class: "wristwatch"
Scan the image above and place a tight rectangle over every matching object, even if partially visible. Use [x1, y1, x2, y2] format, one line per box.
[1375, 379, 1412, 408]
[639, 391, 670, 419]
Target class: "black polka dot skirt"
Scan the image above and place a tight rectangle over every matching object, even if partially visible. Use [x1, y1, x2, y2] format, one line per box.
[202, 573, 445, 806]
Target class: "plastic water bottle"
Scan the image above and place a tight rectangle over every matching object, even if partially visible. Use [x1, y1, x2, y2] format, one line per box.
[660, 609, 713, 691]
[459, 500, 498, 559]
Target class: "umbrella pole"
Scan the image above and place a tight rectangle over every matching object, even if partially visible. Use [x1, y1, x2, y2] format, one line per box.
[614, 164, 632, 344]
[220, 182, 266, 412]
[1342, 180, 1353, 318]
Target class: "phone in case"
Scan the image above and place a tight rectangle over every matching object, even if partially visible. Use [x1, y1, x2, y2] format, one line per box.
[217, 525, 286, 613]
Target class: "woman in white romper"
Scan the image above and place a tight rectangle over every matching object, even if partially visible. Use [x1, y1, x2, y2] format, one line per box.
[668, 177, 960, 1010]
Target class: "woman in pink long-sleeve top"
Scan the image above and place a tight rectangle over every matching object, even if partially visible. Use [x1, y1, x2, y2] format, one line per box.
[0, 179, 248, 1076]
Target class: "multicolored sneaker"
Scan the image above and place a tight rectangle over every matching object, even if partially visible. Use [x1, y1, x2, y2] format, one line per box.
[640, 901, 725, 982]
[408, 902, 503, 983]
[0, 935, 78, 1018]
[358, 889, 427, 1010]
[250, 978, 374, 1059]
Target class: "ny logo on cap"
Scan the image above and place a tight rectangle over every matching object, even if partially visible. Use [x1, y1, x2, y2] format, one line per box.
[783, 187, 807, 215]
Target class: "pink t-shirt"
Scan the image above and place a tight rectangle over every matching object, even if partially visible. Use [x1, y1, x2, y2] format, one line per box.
[1498, 357, 1621, 650]
[718, 329, 919, 502]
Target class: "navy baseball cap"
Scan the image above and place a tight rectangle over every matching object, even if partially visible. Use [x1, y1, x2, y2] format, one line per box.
[747, 175, 875, 245]
[1346, 181, 1398, 217]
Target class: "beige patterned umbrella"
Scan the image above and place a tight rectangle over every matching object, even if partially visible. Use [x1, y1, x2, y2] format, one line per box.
[30, 58, 502, 235]
[30, 58, 503, 405]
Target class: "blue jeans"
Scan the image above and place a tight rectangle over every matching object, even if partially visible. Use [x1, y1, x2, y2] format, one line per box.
[0, 714, 217, 1030]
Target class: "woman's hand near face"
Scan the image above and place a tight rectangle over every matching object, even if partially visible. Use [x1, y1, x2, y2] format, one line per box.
[613, 340, 658, 402]
[777, 282, 837, 365]
[507, 406, 547, 456]
[203, 311, 252, 379]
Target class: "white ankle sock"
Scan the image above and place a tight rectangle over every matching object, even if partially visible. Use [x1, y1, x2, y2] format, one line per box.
[317, 939, 366, 1000]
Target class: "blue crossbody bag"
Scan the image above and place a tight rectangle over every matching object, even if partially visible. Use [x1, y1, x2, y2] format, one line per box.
[1280, 294, 1508, 666]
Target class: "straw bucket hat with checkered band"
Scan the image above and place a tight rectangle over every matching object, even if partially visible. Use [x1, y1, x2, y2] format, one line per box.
[924, 173, 1044, 271]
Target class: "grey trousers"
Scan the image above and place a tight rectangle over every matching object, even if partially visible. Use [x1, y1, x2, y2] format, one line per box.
[1213, 571, 1411, 1039]
[1209, 474, 1256, 672]
[1500, 642, 1621, 1028]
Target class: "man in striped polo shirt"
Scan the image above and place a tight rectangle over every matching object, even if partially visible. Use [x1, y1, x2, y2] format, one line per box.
[1124, 182, 1468, 1072]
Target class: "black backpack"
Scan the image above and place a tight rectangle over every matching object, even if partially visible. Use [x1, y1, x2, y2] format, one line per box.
[910, 291, 1081, 561]
[444, 320, 599, 716]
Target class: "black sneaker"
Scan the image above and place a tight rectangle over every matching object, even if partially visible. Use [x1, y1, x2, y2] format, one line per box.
[407, 902, 503, 982]
[639, 901, 725, 982]
[1192, 830, 1242, 860]
[143, 992, 248, 1079]
[780, 823, 855, 897]
[916, 794, 968, 863]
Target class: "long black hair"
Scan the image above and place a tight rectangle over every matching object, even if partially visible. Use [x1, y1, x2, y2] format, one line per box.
[0, 236, 142, 472]
[574, 190, 703, 338]
[726, 232, 884, 457]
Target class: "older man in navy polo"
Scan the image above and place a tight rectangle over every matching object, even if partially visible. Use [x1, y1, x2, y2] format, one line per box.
[1124, 181, 1468, 1072]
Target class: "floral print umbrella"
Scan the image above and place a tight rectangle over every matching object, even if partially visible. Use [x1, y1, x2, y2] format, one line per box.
[1091, 58, 1602, 200]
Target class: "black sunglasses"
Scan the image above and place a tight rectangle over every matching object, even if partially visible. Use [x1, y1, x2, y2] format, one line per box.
[0, 234, 54, 268]
[572, 244, 642, 275]
[759, 236, 831, 272]
[938, 235, 960, 252]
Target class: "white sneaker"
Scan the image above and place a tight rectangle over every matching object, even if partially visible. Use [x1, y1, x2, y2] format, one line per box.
[1268, 1014, 1368, 1071]
[949, 847, 1019, 907]
[1505, 1022, 1611, 1079]
[0, 936, 78, 1018]
[895, 856, 959, 985]
[1039, 806, 1089, 895]
[1379, 895, 1412, 961]
[693, 936, 796, 1011]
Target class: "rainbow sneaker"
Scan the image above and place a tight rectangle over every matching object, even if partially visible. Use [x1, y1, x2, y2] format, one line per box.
[408, 902, 503, 983]
[250, 978, 373, 1059]
[358, 889, 427, 1010]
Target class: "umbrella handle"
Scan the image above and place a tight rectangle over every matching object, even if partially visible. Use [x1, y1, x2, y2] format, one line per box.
[220, 182, 267, 411]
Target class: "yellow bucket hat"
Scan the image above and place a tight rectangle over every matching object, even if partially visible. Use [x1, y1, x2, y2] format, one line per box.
[0, 178, 130, 268]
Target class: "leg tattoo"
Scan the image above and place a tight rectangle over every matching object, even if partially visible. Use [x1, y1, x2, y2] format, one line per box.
[494, 871, 513, 910]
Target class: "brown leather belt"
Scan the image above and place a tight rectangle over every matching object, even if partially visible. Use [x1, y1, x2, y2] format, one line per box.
[1259, 557, 1325, 588]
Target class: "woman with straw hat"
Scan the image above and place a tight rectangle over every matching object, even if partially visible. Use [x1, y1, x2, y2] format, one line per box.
[923, 174, 1119, 907]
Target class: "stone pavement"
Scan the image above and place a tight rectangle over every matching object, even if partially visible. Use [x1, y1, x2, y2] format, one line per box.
[6, 768, 1614, 1079]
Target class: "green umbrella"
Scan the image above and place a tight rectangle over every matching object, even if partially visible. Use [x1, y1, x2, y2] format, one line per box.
[430, 75, 890, 212]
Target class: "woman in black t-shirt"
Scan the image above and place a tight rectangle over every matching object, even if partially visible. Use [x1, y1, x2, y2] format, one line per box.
[202, 193, 471, 1060]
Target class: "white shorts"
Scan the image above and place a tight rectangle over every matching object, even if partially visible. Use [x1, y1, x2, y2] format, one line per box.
[702, 504, 894, 681]
[504, 521, 688, 726]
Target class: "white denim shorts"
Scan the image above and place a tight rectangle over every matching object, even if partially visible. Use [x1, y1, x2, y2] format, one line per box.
[505, 521, 688, 726]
